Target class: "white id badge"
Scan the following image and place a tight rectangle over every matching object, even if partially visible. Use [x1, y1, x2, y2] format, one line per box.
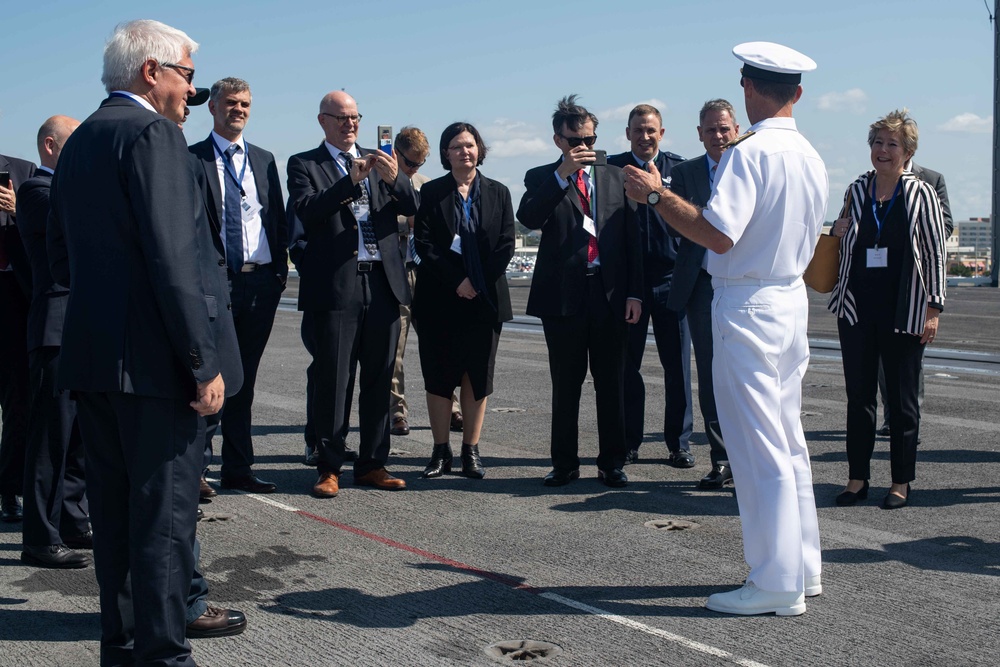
[582, 214, 597, 238]
[867, 247, 888, 268]
[241, 198, 262, 221]
[450, 233, 463, 255]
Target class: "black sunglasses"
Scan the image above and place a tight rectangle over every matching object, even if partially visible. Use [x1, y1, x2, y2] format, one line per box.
[161, 62, 195, 84]
[558, 133, 597, 148]
[397, 151, 425, 169]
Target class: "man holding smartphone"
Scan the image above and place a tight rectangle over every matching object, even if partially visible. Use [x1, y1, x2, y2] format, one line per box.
[517, 94, 642, 489]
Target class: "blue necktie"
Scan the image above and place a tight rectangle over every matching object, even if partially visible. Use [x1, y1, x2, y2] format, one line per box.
[342, 152, 377, 256]
[223, 144, 244, 272]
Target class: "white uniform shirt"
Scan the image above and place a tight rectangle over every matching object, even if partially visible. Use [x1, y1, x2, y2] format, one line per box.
[702, 117, 828, 280]
[211, 131, 271, 265]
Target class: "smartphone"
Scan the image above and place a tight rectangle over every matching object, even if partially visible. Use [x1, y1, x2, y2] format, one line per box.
[377, 125, 393, 155]
[0, 172, 10, 188]
[592, 150, 607, 166]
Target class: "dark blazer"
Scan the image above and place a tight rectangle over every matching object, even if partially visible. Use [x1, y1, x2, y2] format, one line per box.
[286, 144, 416, 310]
[14, 170, 67, 351]
[517, 159, 641, 318]
[47, 96, 220, 399]
[412, 172, 516, 323]
[910, 162, 953, 238]
[188, 136, 289, 283]
[666, 154, 713, 311]
[1, 153, 37, 298]
[608, 150, 684, 278]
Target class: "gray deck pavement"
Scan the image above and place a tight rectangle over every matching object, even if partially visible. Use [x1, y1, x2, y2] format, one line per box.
[1, 281, 998, 666]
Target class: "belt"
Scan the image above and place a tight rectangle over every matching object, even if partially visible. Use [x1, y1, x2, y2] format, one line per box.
[585, 265, 601, 277]
[357, 261, 382, 273]
[711, 276, 801, 288]
[239, 262, 271, 273]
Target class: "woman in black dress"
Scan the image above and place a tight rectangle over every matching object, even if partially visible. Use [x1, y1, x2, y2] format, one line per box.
[828, 109, 946, 509]
[412, 122, 515, 478]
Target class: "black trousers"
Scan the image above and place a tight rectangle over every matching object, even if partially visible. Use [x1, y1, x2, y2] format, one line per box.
[623, 273, 693, 454]
[76, 391, 201, 667]
[22, 346, 88, 546]
[0, 271, 29, 496]
[204, 269, 282, 478]
[303, 264, 400, 476]
[839, 316, 923, 484]
[541, 274, 628, 472]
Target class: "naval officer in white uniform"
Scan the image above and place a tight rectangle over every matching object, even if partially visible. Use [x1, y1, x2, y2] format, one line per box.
[623, 41, 828, 616]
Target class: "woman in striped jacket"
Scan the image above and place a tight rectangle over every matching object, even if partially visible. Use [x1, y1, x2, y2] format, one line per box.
[828, 109, 946, 510]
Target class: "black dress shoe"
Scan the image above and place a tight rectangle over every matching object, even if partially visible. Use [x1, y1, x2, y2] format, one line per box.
[197, 508, 204, 521]
[21, 544, 91, 569]
[63, 530, 94, 550]
[422, 443, 453, 478]
[186, 605, 247, 639]
[699, 464, 734, 489]
[624, 449, 639, 465]
[667, 450, 696, 468]
[460, 444, 485, 479]
[836, 480, 869, 506]
[542, 469, 580, 487]
[220, 474, 277, 494]
[303, 445, 319, 466]
[598, 468, 628, 487]
[876, 423, 890, 437]
[344, 448, 359, 462]
[882, 484, 910, 510]
[1, 494, 23, 522]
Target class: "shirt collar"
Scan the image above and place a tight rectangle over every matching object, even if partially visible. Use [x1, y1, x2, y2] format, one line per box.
[212, 131, 245, 154]
[37, 165, 55, 176]
[325, 141, 357, 161]
[111, 90, 156, 113]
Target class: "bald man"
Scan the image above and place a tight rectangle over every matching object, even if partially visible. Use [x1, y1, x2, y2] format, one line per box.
[15, 116, 93, 568]
[287, 91, 416, 498]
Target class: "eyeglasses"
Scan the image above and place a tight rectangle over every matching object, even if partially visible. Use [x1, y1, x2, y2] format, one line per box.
[558, 133, 597, 148]
[397, 151, 425, 169]
[161, 62, 195, 84]
[321, 112, 363, 124]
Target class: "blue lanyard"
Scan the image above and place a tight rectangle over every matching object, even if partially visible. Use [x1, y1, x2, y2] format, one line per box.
[870, 176, 901, 246]
[211, 136, 248, 197]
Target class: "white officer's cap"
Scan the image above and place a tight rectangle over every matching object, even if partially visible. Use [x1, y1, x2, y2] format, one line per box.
[733, 42, 816, 85]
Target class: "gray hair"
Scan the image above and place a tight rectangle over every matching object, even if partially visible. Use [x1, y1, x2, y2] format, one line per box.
[210, 77, 252, 104]
[102, 20, 199, 94]
[699, 99, 736, 125]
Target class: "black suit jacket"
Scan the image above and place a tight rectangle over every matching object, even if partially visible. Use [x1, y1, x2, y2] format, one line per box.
[910, 161, 953, 238]
[188, 137, 289, 283]
[47, 96, 220, 399]
[14, 170, 67, 351]
[608, 150, 684, 279]
[666, 154, 713, 311]
[286, 144, 416, 311]
[412, 172, 515, 323]
[1, 153, 37, 298]
[517, 159, 641, 317]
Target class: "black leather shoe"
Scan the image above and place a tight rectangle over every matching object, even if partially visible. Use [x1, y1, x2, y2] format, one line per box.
[197, 508, 204, 521]
[199, 475, 217, 500]
[344, 448, 359, 462]
[63, 530, 94, 550]
[422, 443, 453, 478]
[186, 605, 247, 639]
[836, 480, 869, 506]
[21, 544, 91, 569]
[699, 464, 734, 489]
[303, 445, 319, 466]
[460, 444, 485, 479]
[1, 494, 22, 522]
[882, 484, 910, 510]
[220, 474, 277, 494]
[624, 449, 639, 465]
[543, 469, 580, 487]
[876, 423, 890, 437]
[667, 450, 696, 468]
[390, 416, 410, 436]
[598, 468, 628, 487]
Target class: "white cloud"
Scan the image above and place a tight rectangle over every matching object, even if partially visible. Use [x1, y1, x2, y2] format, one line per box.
[599, 98, 669, 122]
[939, 113, 992, 134]
[816, 89, 868, 114]
[489, 137, 551, 158]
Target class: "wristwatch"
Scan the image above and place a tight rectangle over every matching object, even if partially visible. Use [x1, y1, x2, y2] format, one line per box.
[646, 187, 665, 206]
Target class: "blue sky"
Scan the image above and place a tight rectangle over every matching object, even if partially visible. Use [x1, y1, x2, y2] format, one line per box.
[1, 0, 994, 221]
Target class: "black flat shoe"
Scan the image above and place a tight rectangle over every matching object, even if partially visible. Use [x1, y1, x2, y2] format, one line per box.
[460, 444, 485, 479]
[422, 443, 453, 478]
[597, 468, 628, 488]
[836, 480, 869, 506]
[882, 484, 910, 510]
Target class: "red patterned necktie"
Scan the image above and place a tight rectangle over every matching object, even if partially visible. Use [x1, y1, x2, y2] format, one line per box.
[574, 170, 598, 263]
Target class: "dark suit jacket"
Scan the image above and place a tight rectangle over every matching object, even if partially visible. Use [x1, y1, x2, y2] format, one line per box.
[188, 136, 289, 284]
[608, 150, 684, 280]
[517, 159, 641, 318]
[910, 161, 953, 238]
[286, 144, 416, 311]
[666, 154, 713, 311]
[412, 173, 515, 323]
[14, 170, 68, 351]
[47, 96, 220, 399]
[1, 153, 37, 298]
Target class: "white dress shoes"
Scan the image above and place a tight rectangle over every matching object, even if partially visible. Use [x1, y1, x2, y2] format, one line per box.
[706, 581, 806, 616]
[805, 574, 822, 597]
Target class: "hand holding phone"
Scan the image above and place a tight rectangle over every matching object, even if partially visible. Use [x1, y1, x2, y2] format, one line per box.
[378, 125, 393, 155]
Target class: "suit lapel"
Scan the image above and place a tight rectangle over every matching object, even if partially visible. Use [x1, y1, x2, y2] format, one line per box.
[696, 155, 712, 205]
[593, 165, 609, 235]
[440, 179, 458, 237]
[479, 176, 495, 236]
[197, 139, 225, 240]
[247, 144, 268, 220]
[317, 142, 342, 189]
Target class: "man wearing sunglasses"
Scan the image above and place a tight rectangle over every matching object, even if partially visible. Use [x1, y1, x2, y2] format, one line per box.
[518, 95, 642, 489]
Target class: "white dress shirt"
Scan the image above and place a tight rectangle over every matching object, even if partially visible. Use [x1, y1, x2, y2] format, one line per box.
[212, 131, 271, 265]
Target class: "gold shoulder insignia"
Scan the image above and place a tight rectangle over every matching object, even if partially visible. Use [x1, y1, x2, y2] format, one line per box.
[724, 130, 756, 150]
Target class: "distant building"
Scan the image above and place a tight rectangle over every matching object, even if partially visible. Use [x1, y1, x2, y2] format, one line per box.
[952, 217, 992, 275]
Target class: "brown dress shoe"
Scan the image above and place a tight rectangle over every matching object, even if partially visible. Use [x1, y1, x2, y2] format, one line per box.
[313, 471, 340, 498]
[354, 468, 406, 490]
[199, 476, 217, 500]
[390, 416, 410, 436]
[186, 605, 247, 639]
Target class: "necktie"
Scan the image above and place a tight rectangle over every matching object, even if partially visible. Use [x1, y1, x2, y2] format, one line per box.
[575, 170, 598, 263]
[710, 164, 717, 185]
[408, 234, 421, 265]
[223, 144, 244, 272]
[342, 152, 377, 256]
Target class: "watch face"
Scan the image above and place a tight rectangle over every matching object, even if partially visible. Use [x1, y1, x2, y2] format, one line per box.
[647, 191, 660, 205]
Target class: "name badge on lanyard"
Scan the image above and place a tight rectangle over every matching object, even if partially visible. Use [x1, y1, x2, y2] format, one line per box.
[212, 136, 251, 212]
[866, 176, 901, 269]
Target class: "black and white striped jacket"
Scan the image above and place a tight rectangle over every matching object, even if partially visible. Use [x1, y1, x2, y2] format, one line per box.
[827, 171, 946, 335]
